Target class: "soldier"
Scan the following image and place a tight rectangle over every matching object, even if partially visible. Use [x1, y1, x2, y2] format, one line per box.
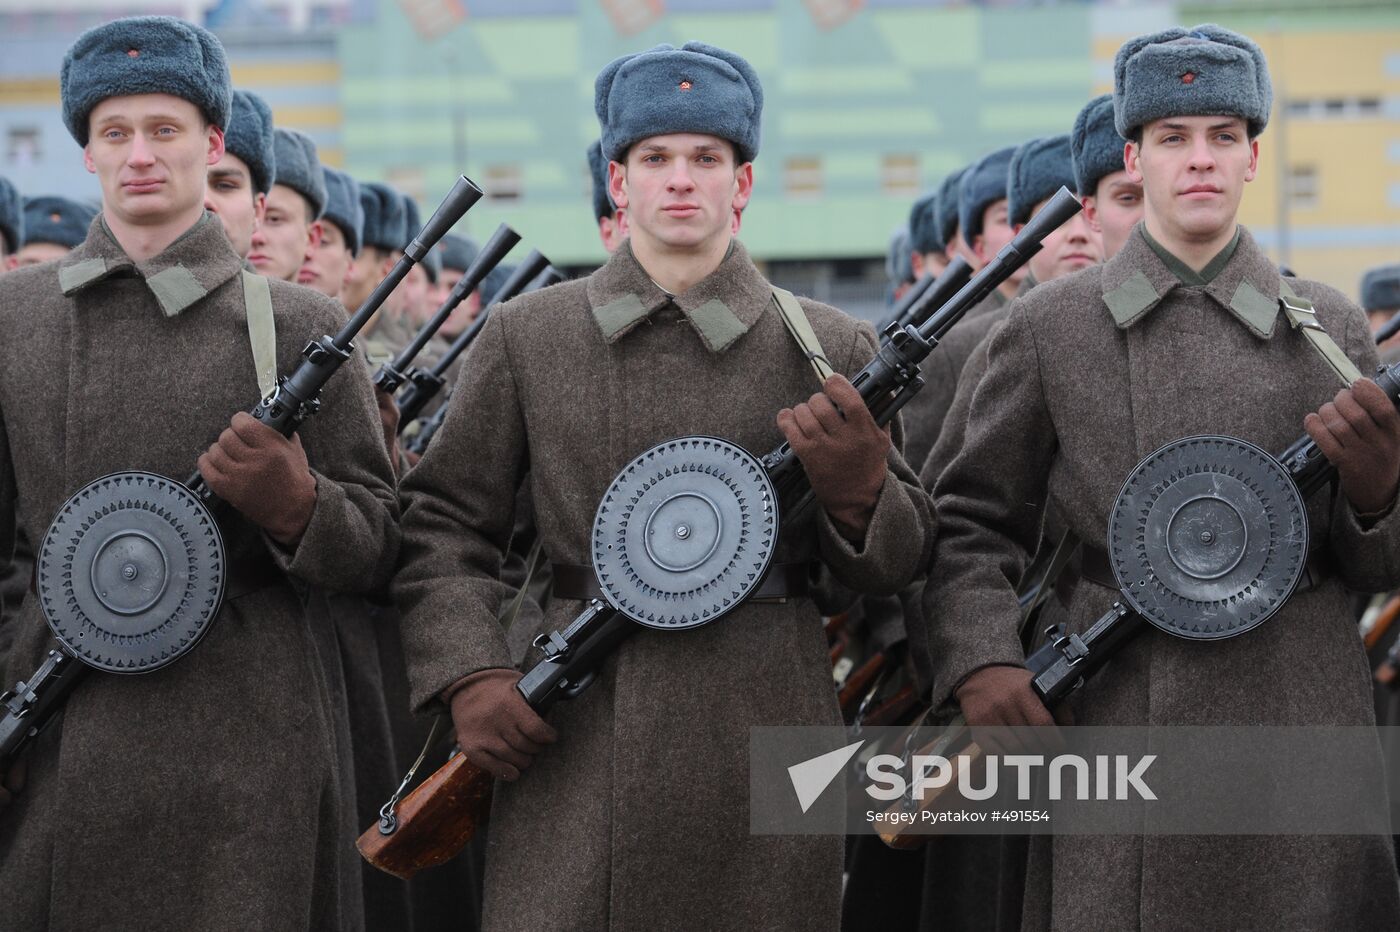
[344, 182, 415, 351]
[1007, 134, 1102, 288]
[0, 17, 398, 929]
[960, 146, 1025, 301]
[204, 88, 273, 260]
[907, 188, 946, 279]
[589, 138, 628, 252]
[885, 224, 915, 306]
[936, 167, 972, 268]
[922, 24, 1400, 928]
[1072, 93, 1144, 260]
[299, 166, 362, 301]
[249, 127, 325, 282]
[399, 196, 438, 329]
[1361, 264, 1400, 362]
[393, 41, 933, 931]
[8, 195, 98, 268]
[0, 176, 21, 268]
[427, 232, 480, 338]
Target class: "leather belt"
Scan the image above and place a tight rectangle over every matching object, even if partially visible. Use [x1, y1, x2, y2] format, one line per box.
[1059, 543, 1334, 606]
[552, 562, 812, 604]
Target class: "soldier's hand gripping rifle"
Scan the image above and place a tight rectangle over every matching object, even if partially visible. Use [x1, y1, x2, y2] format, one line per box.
[355, 187, 1083, 879]
[876, 327, 1400, 846]
[394, 251, 554, 429]
[0, 178, 485, 770]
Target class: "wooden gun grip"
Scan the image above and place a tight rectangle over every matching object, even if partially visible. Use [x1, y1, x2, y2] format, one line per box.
[355, 752, 494, 879]
[877, 734, 986, 850]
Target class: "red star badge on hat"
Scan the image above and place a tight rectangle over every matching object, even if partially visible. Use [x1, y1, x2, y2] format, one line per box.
[1182, 71, 1196, 84]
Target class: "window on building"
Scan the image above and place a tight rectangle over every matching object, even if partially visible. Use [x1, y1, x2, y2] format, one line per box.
[7, 127, 40, 168]
[881, 154, 920, 197]
[484, 164, 522, 202]
[784, 157, 822, 199]
[1288, 165, 1318, 210]
[1284, 97, 1385, 120]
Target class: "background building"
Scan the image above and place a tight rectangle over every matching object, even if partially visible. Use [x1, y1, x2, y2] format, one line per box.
[2, 0, 1397, 317]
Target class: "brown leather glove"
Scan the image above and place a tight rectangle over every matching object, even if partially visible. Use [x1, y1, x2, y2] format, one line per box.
[444, 668, 557, 781]
[197, 412, 317, 547]
[0, 757, 27, 816]
[1304, 378, 1400, 516]
[776, 374, 890, 542]
[374, 388, 402, 476]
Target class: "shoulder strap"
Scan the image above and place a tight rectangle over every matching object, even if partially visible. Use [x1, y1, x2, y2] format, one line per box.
[1278, 278, 1362, 387]
[240, 269, 279, 399]
[771, 286, 835, 385]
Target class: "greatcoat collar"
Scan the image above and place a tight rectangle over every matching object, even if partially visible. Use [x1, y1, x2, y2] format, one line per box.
[57, 211, 245, 318]
[1100, 223, 1284, 339]
[585, 239, 773, 353]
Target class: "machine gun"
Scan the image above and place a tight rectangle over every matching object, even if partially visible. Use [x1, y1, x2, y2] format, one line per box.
[356, 187, 1083, 879]
[393, 252, 555, 428]
[875, 352, 1400, 846]
[0, 178, 485, 768]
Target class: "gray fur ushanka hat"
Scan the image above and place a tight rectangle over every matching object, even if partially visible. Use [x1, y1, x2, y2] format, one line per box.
[886, 225, 913, 288]
[935, 168, 967, 246]
[359, 182, 408, 253]
[595, 42, 764, 163]
[435, 233, 479, 274]
[907, 190, 943, 256]
[61, 16, 232, 146]
[271, 128, 327, 220]
[320, 167, 363, 256]
[959, 146, 1016, 244]
[1361, 265, 1400, 313]
[1113, 23, 1272, 139]
[224, 90, 275, 195]
[1007, 134, 1076, 227]
[21, 195, 98, 249]
[1071, 94, 1127, 197]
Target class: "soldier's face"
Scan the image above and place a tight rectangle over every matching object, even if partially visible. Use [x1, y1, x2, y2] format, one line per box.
[611, 134, 752, 252]
[1082, 171, 1144, 260]
[1024, 197, 1102, 284]
[250, 185, 322, 282]
[401, 263, 432, 325]
[598, 209, 628, 253]
[298, 218, 353, 300]
[437, 270, 482, 339]
[84, 94, 224, 228]
[973, 199, 1025, 288]
[12, 242, 72, 268]
[205, 152, 265, 258]
[1127, 115, 1258, 243]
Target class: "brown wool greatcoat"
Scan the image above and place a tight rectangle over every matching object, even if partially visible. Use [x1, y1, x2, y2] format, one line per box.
[921, 226, 1400, 930]
[394, 241, 935, 932]
[0, 214, 400, 932]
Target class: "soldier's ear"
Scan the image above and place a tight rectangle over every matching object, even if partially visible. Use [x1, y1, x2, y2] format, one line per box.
[83, 145, 97, 175]
[1244, 138, 1260, 184]
[732, 162, 754, 211]
[307, 220, 324, 256]
[1123, 141, 1144, 185]
[608, 160, 628, 211]
[1081, 195, 1103, 234]
[207, 125, 226, 167]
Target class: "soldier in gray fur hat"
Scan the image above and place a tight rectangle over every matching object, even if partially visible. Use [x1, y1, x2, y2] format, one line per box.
[206, 88, 274, 260]
[1007, 134, 1102, 286]
[907, 188, 945, 278]
[0, 176, 23, 266]
[1361, 264, 1400, 361]
[1072, 93, 1144, 259]
[429, 232, 482, 338]
[9, 195, 98, 268]
[935, 167, 971, 267]
[299, 166, 361, 301]
[920, 23, 1400, 928]
[0, 15, 395, 930]
[394, 40, 932, 932]
[959, 145, 1024, 299]
[249, 127, 326, 283]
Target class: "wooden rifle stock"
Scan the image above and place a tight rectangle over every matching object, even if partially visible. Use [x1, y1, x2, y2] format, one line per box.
[354, 751, 494, 879]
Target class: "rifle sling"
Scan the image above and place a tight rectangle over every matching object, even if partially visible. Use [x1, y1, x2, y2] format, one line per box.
[240, 269, 279, 399]
[1278, 280, 1362, 387]
[771, 287, 834, 384]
